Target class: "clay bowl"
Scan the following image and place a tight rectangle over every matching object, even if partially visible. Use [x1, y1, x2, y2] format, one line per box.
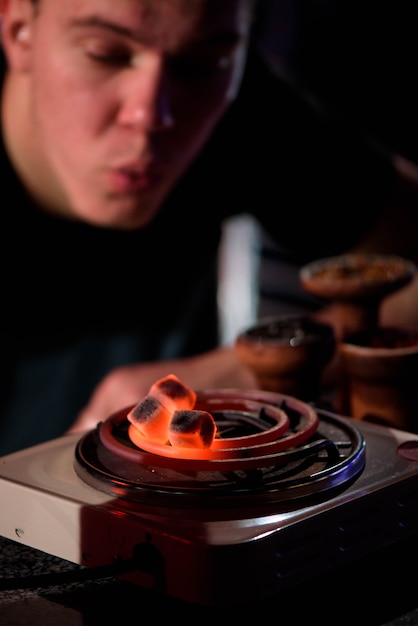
[339, 326, 418, 431]
[235, 315, 336, 401]
[299, 253, 417, 337]
[300, 253, 416, 302]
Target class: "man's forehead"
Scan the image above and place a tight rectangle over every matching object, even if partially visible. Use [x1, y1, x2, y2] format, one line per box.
[39, 0, 255, 42]
[39, 0, 254, 19]
[123, 0, 254, 30]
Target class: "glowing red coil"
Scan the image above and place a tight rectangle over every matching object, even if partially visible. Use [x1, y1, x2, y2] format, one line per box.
[99, 389, 320, 471]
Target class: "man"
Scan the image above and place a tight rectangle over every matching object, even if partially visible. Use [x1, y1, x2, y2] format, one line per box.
[0, 0, 406, 454]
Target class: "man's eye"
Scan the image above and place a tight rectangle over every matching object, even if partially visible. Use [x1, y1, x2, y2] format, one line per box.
[88, 52, 131, 65]
[86, 44, 131, 66]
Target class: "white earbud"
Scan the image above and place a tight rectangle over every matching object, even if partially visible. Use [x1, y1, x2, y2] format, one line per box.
[16, 26, 29, 43]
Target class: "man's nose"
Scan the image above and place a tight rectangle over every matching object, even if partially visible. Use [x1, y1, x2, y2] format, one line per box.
[117, 57, 175, 131]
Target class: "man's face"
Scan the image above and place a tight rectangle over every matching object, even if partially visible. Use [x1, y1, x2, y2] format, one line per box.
[8, 0, 254, 228]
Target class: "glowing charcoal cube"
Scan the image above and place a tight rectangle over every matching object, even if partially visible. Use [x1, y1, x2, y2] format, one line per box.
[148, 373, 197, 413]
[168, 410, 216, 448]
[127, 395, 172, 443]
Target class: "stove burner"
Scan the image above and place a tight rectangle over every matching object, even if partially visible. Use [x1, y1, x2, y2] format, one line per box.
[103, 391, 320, 466]
[74, 390, 366, 507]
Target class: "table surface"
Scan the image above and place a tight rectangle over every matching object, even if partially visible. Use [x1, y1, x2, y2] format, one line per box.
[1, 532, 418, 625]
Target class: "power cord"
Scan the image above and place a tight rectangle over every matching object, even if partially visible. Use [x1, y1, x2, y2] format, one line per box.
[0, 557, 138, 591]
[0, 541, 166, 592]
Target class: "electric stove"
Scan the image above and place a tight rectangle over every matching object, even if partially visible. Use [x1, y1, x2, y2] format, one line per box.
[0, 388, 418, 606]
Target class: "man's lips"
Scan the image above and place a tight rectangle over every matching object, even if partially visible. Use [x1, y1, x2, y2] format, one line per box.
[107, 166, 160, 194]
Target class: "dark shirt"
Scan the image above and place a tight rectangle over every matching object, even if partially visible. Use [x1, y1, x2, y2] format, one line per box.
[0, 46, 394, 454]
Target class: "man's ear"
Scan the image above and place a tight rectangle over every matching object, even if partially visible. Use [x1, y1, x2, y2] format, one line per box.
[1, 0, 35, 71]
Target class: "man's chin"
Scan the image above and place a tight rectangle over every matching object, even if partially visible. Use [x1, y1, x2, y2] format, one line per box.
[74, 199, 162, 231]
[88, 213, 157, 231]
